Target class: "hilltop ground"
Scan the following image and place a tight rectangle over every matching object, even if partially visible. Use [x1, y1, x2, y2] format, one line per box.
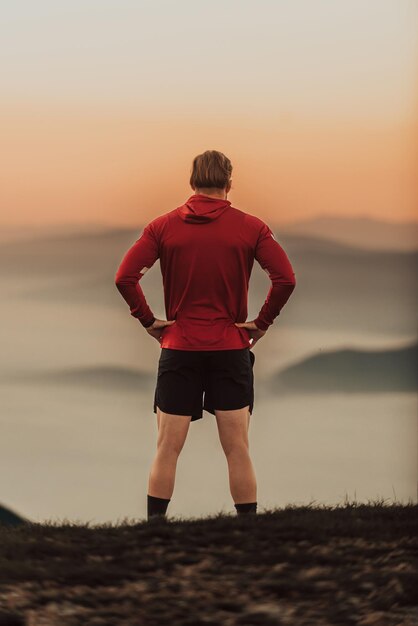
[0, 501, 417, 626]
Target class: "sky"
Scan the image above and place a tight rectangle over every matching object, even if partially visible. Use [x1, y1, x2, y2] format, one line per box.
[1, 0, 417, 228]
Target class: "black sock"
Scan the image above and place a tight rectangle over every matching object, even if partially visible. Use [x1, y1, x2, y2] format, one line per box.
[147, 494, 170, 519]
[235, 501, 257, 515]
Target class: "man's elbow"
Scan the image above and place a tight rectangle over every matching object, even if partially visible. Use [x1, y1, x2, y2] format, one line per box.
[114, 270, 130, 288]
[286, 277, 296, 296]
[277, 272, 296, 289]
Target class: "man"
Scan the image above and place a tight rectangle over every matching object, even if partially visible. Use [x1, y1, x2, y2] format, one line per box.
[115, 149, 296, 520]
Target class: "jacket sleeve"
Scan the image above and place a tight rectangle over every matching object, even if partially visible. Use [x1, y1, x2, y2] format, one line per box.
[114, 223, 159, 328]
[253, 223, 296, 331]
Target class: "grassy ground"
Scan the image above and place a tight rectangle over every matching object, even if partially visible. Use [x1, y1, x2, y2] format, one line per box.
[0, 500, 417, 626]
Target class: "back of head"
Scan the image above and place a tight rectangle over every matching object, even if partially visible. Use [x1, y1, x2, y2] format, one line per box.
[190, 150, 233, 193]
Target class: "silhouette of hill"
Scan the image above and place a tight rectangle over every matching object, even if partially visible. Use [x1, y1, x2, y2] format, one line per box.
[0, 504, 28, 527]
[264, 231, 418, 334]
[0, 225, 416, 335]
[0, 226, 132, 279]
[278, 215, 418, 252]
[269, 341, 418, 394]
[5, 365, 156, 392]
[0, 502, 416, 625]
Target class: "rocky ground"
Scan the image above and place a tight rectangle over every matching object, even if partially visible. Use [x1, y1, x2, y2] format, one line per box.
[0, 502, 417, 625]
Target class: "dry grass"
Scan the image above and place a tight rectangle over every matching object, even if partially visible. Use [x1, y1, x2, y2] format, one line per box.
[0, 498, 417, 626]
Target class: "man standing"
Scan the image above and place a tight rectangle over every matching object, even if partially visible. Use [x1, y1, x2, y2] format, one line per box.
[115, 150, 296, 520]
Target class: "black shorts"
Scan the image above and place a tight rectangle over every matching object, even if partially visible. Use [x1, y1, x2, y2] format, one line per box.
[153, 347, 256, 422]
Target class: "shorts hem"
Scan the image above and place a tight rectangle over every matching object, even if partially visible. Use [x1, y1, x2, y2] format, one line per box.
[154, 403, 203, 422]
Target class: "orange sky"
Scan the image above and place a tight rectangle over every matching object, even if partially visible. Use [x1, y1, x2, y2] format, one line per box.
[1, 1, 417, 227]
[1, 106, 416, 227]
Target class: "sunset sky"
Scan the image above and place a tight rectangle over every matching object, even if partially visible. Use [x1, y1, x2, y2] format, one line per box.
[1, 0, 417, 228]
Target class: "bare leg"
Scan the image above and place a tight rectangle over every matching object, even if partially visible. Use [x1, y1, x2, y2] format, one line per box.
[215, 405, 257, 504]
[148, 407, 192, 499]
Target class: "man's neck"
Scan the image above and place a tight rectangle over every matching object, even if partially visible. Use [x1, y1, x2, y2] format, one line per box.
[195, 191, 226, 200]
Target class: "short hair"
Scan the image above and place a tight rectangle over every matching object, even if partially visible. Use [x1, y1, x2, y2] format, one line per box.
[189, 150, 233, 190]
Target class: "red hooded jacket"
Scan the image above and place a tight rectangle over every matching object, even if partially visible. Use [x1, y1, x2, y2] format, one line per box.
[115, 194, 296, 350]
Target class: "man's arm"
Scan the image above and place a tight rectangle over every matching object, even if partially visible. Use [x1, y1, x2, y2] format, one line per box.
[253, 223, 296, 331]
[114, 223, 159, 328]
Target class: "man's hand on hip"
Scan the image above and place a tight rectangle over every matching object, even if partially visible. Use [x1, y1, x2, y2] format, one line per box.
[145, 318, 176, 343]
[234, 320, 267, 348]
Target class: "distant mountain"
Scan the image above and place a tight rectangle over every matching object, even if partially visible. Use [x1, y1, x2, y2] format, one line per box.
[6, 365, 156, 392]
[1, 225, 417, 335]
[0, 226, 133, 279]
[2, 215, 417, 252]
[277, 215, 418, 252]
[267, 341, 418, 393]
[0, 222, 112, 244]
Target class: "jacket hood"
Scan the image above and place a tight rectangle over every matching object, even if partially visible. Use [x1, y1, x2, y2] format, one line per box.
[177, 194, 231, 224]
